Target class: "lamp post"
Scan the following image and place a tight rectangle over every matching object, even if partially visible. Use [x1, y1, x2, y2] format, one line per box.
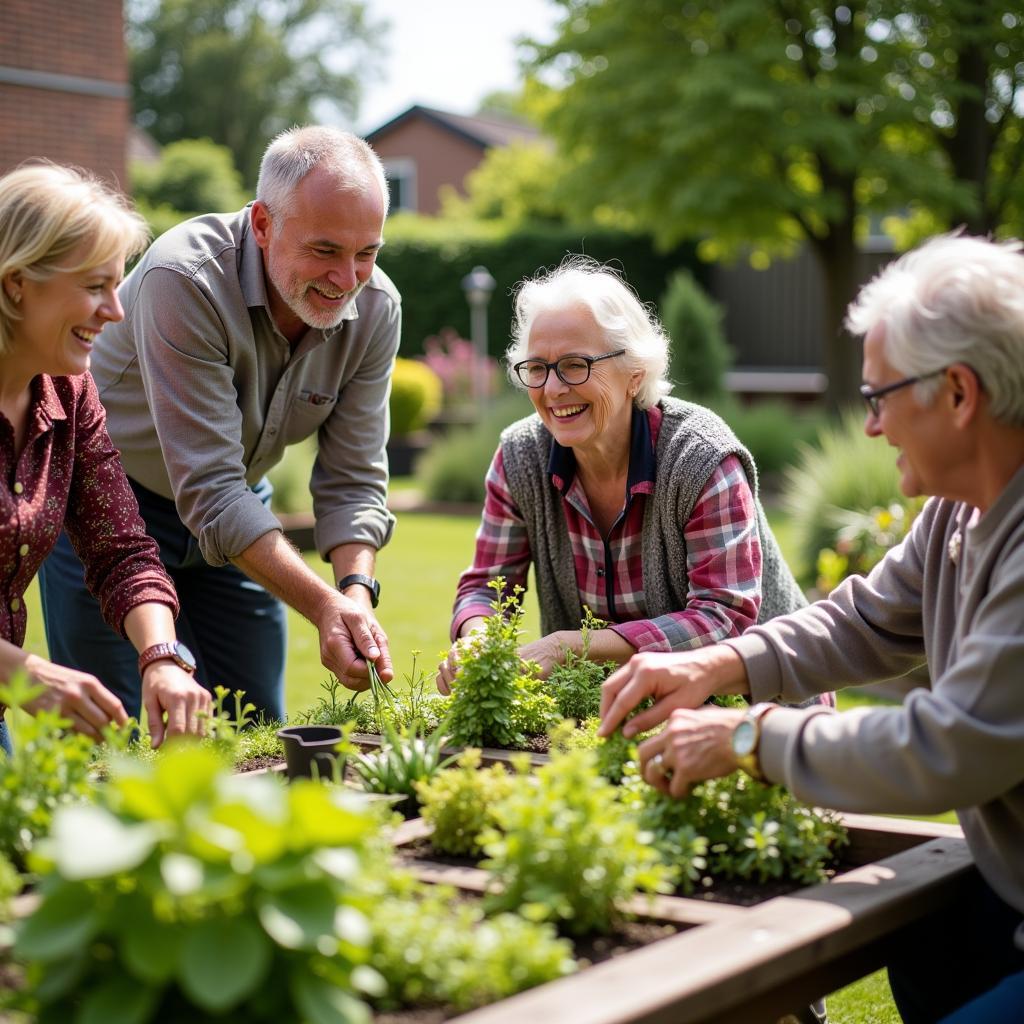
[460, 265, 496, 414]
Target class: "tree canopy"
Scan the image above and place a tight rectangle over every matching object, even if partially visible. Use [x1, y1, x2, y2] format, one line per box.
[127, 0, 384, 186]
[528, 0, 1024, 408]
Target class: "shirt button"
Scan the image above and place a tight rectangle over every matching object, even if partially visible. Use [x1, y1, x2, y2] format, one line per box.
[18, 544, 29, 556]
[596, 568, 605, 578]
[10, 597, 21, 612]
[12, 482, 23, 494]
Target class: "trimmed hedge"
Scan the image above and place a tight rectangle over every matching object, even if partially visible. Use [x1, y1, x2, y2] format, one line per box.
[378, 220, 702, 359]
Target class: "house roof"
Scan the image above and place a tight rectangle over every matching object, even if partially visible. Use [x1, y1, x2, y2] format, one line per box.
[366, 104, 539, 150]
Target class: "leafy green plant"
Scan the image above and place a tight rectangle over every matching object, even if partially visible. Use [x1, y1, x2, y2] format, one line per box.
[415, 391, 533, 503]
[815, 500, 924, 594]
[12, 744, 385, 1023]
[547, 608, 616, 722]
[710, 396, 826, 479]
[352, 726, 458, 812]
[784, 410, 912, 585]
[446, 578, 546, 748]
[389, 357, 443, 437]
[415, 749, 516, 856]
[661, 268, 732, 401]
[620, 767, 848, 892]
[0, 677, 104, 869]
[481, 746, 672, 935]
[370, 882, 575, 1011]
[0, 849, 22, 923]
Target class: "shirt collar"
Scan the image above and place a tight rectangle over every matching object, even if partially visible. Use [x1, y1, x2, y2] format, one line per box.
[34, 375, 68, 426]
[548, 404, 659, 496]
[238, 205, 361, 340]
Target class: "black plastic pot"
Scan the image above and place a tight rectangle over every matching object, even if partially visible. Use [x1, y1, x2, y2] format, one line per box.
[277, 725, 345, 780]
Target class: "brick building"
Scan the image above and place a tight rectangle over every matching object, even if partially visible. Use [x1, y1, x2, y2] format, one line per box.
[367, 105, 538, 216]
[0, 0, 131, 184]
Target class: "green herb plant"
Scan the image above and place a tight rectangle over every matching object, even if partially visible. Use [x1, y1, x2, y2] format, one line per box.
[370, 882, 575, 1012]
[481, 738, 672, 935]
[351, 662, 458, 813]
[446, 578, 559, 748]
[12, 743, 386, 1023]
[621, 767, 848, 892]
[414, 749, 516, 856]
[547, 607, 617, 722]
[0, 676, 104, 869]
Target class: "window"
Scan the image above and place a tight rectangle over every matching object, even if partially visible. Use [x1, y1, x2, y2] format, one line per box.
[382, 158, 417, 213]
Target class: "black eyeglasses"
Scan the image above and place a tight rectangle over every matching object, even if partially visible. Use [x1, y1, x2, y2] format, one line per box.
[513, 349, 627, 388]
[859, 369, 945, 417]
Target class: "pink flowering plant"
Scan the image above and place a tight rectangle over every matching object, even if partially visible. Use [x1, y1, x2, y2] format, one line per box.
[419, 328, 498, 415]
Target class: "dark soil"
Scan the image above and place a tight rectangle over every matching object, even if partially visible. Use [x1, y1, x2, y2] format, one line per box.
[234, 754, 285, 773]
[395, 836, 842, 907]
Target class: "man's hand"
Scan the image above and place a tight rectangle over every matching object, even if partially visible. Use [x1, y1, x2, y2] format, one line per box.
[315, 591, 392, 690]
[638, 706, 744, 798]
[141, 663, 212, 748]
[21, 652, 129, 741]
[599, 644, 749, 738]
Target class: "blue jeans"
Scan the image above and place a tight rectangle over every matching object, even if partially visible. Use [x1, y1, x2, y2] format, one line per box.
[888, 871, 1024, 1023]
[939, 968, 1024, 1022]
[39, 477, 286, 725]
[0, 719, 11, 756]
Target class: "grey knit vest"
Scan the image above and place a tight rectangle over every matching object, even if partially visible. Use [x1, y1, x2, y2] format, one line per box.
[499, 397, 806, 639]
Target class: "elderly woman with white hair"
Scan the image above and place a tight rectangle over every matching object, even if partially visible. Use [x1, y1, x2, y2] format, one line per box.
[598, 233, 1024, 1023]
[0, 164, 211, 754]
[437, 258, 810, 690]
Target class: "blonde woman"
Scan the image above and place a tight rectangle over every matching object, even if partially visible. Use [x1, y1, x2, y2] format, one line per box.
[0, 163, 211, 753]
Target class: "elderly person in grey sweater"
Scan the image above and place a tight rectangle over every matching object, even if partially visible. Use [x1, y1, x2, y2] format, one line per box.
[438, 257, 813, 694]
[600, 234, 1024, 1024]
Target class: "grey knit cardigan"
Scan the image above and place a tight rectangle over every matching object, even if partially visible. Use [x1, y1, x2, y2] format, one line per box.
[499, 397, 807, 640]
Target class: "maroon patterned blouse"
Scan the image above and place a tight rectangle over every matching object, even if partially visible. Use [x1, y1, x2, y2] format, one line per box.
[0, 373, 178, 648]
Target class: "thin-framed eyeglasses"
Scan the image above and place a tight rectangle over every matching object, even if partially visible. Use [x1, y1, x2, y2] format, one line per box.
[859, 368, 946, 417]
[513, 349, 627, 388]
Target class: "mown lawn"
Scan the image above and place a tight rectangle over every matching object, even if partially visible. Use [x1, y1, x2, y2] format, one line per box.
[20, 505, 941, 1023]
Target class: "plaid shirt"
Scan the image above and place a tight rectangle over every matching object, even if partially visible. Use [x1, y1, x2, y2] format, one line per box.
[452, 405, 762, 653]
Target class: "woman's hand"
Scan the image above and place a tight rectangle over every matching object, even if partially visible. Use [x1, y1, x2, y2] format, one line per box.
[140, 662, 212, 748]
[21, 652, 128, 741]
[517, 631, 572, 679]
[436, 616, 487, 694]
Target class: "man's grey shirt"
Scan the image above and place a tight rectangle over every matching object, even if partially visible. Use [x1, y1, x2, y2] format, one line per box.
[92, 206, 400, 567]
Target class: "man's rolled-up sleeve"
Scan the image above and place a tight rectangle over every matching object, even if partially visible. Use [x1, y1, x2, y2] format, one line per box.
[132, 268, 282, 566]
[311, 296, 400, 557]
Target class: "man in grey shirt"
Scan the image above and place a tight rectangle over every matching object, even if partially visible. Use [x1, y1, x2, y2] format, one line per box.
[40, 126, 400, 724]
[599, 234, 1024, 1023]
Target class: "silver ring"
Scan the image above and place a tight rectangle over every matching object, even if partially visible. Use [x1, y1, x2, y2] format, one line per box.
[650, 752, 665, 772]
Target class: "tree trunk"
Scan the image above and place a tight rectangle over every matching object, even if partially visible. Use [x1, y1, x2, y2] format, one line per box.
[812, 165, 863, 414]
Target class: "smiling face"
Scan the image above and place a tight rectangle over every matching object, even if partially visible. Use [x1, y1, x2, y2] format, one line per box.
[862, 323, 948, 499]
[5, 245, 125, 379]
[525, 304, 638, 457]
[252, 166, 386, 339]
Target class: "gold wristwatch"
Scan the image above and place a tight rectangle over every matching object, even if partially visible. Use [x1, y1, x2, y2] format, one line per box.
[730, 702, 776, 782]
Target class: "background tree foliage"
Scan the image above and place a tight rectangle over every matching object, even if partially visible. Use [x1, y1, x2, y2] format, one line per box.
[528, 0, 1024, 409]
[127, 0, 383, 186]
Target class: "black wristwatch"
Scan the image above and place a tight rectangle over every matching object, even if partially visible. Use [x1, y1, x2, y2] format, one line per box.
[337, 573, 380, 608]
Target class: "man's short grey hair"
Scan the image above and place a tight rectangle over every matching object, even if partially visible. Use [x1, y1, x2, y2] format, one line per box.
[255, 125, 389, 220]
[846, 233, 1024, 427]
[507, 257, 672, 410]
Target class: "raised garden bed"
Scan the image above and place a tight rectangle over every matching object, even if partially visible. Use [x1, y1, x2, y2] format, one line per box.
[383, 814, 971, 1024]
